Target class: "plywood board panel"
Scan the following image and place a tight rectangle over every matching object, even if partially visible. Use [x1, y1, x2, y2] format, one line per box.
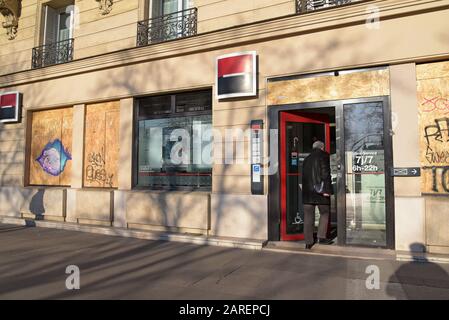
[83, 101, 120, 188]
[29, 107, 73, 186]
[417, 63, 449, 195]
[267, 69, 390, 105]
[417, 61, 449, 80]
[105, 110, 120, 187]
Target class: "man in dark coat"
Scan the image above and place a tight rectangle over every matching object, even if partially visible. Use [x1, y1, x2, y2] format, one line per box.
[302, 140, 333, 249]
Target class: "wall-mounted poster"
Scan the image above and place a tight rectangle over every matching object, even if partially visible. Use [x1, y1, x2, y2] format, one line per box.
[0, 92, 21, 123]
[216, 51, 257, 100]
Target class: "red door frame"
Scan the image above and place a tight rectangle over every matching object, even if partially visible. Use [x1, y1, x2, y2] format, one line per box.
[280, 111, 331, 241]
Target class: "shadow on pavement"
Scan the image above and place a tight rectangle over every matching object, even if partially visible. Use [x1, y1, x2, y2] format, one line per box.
[386, 243, 449, 299]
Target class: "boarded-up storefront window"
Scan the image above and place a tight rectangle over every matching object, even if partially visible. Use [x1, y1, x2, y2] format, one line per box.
[29, 108, 73, 186]
[267, 68, 390, 105]
[417, 61, 449, 195]
[83, 101, 120, 188]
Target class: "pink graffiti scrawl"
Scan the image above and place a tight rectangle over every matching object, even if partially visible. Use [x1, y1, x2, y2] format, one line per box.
[36, 139, 72, 176]
[422, 97, 449, 113]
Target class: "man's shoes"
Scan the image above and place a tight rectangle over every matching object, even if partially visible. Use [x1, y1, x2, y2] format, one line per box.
[305, 243, 314, 250]
[318, 238, 334, 245]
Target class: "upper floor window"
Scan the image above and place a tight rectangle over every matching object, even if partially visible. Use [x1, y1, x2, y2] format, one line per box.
[43, 4, 74, 44]
[150, 0, 189, 18]
[137, 0, 197, 46]
[32, 1, 75, 68]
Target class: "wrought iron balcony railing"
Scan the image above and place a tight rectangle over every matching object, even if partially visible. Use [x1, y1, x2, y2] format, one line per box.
[32, 38, 74, 69]
[296, 0, 361, 14]
[137, 8, 198, 47]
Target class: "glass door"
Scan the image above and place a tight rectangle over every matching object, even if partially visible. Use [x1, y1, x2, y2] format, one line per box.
[56, 8, 73, 64]
[56, 10, 72, 42]
[336, 97, 394, 248]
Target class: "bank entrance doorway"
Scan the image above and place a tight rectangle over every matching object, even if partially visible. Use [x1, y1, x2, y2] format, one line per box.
[280, 110, 333, 241]
[269, 97, 395, 249]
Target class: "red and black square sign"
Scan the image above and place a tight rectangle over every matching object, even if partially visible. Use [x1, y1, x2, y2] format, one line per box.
[0, 92, 21, 123]
[216, 51, 257, 99]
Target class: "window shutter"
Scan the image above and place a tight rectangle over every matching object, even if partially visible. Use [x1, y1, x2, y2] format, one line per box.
[68, 6, 74, 38]
[43, 5, 58, 44]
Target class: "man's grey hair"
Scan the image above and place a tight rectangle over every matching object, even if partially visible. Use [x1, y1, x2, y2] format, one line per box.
[312, 140, 325, 150]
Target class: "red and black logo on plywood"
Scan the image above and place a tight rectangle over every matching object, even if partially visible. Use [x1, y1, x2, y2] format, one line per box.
[216, 51, 257, 100]
[0, 92, 22, 123]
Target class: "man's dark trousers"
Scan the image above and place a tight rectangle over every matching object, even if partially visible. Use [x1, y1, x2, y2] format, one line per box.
[303, 204, 329, 246]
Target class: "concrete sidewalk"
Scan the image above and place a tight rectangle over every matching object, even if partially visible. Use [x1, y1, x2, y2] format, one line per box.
[0, 223, 449, 299]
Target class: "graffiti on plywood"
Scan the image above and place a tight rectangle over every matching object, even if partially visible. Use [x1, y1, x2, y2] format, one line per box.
[421, 96, 449, 114]
[85, 147, 114, 188]
[36, 139, 72, 176]
[419, 96, 449, 194]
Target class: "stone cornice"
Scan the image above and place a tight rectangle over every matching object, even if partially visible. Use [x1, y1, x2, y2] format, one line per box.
[0, 0, 21, 40]
[0, 0, 448, 88]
